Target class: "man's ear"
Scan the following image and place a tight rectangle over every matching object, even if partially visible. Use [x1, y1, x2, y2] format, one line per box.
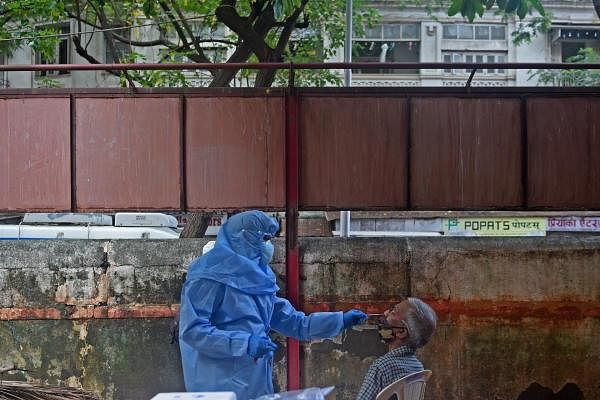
[392, 327, 408, 340]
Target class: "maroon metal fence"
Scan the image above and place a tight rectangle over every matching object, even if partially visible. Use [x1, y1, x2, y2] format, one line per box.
[1, 87, 598, 212]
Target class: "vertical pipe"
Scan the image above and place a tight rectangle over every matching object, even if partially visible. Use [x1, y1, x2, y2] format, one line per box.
[70, 94, 76, 211]
[344, 0, 353, 87]
[180, 95, 187, 212]
[341, 0, 353, 236]
[340, 211, 351, 237]
[285, 86, 301, 391]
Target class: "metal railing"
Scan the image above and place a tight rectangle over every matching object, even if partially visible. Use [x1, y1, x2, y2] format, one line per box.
[1, 62, 599, 87]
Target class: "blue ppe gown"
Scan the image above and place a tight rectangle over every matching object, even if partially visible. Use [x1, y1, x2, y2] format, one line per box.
[179, 211, 343, 400]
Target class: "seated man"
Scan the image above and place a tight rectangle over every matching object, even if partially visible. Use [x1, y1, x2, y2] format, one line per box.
[356, 297, 437, 400]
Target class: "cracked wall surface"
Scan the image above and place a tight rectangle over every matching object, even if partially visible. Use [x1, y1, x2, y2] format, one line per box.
[0, 237, 599, 400]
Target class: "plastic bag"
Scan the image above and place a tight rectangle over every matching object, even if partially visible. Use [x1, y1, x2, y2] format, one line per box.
[253, 387, 335, 400]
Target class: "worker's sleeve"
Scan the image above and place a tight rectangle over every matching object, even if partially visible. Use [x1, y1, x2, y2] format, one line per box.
[270, 296, 343, 341]
[179, 279, 251, 358]
[356, 362, 383, 400]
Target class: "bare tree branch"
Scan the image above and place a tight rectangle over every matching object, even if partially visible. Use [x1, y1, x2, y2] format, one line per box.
[216, 0, 274, 62]
[209, 42, 254, 86]
[111, 32, 173, 47]
[94, 4, 137, 88]
[72, 35, 120, 77]
[209, 2, 278, 87]
[65, 10, 103, 29]
[108, 0, 127, 26]
[255, 0, 309, 87]
[169, 0, 204, 54]
[158, 0, 212, 64]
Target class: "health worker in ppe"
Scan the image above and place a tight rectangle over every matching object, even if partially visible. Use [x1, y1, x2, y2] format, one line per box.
[179, 210, 367, 400]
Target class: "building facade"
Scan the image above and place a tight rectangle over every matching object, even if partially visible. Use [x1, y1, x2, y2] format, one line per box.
[345, 0, 599, 87]
[0, 0, 598, 88]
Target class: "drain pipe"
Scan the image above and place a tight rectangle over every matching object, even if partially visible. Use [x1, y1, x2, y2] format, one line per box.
[344, 0, 352, 87]
[285, 86, 301, 391]
[340, 211, 351, 237]
[340, 0, 352, 238]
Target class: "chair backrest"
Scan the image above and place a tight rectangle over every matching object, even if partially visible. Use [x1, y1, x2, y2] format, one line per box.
[375, 370, 432, 400]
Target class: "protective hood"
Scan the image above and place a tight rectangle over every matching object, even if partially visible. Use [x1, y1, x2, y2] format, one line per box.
[186, 210, 280, 295]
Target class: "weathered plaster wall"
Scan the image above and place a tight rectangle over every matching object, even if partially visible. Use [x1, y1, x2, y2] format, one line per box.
[1, 237, 599, 400]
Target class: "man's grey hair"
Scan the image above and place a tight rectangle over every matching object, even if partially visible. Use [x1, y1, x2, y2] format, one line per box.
[404, 297, 437, 349]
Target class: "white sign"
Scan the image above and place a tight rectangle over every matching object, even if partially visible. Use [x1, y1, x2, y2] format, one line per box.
[547, 217, 600, 232]
[444, 217, 546, 237]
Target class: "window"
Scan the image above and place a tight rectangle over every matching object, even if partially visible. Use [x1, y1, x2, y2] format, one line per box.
[475, 26, 489, 40]
[105, 28, 132, 63]
[35, 24, 70, 76]
[442, 52, 507, 74]
[491, 26, 506, 40]
[353, 23, 420, 74]
[561, 42, 586, 61]
[458, 25, 473, 39]
[557, 28, 600, 62]
[443, 24, 506, 40]
[559, 28, 600, 41]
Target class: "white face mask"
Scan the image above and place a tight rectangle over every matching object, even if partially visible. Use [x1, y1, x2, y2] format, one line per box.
[260, 240, 274, 266]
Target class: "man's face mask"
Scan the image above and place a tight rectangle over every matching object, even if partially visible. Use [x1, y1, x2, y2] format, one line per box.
[260, 240, 274, 266]
[376, 322, 408, 342]
[376, 302, 409, 342]
[374, 315, 396, 342]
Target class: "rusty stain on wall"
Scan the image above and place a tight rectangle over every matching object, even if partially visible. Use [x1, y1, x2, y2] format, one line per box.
[2, 300, 598, 322]
[0, 305, 179, 320]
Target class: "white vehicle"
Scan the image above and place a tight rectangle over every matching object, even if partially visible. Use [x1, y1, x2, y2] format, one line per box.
[0, 212, 181, 240]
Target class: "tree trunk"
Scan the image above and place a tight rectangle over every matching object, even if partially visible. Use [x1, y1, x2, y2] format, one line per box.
[179, 213, 212, 238]
[254, 63, 279, 87]
[181, 1, 292, 238]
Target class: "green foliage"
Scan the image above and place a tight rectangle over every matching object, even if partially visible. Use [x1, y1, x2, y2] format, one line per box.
[118, 52, 192, 87]
[447, 0, 546, 22]
[511, 13, 552, 45]
[530, 48, 600, 87]
[35, 75, 63, 88]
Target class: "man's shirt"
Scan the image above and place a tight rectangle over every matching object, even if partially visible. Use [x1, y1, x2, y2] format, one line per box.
[356, 345, 424, 400]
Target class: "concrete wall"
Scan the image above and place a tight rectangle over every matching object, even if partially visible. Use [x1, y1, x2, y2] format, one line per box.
[1, 237, 598, 400]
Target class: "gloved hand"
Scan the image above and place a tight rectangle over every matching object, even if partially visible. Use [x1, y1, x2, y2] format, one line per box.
[343, 309, 368, 329]
[247, 335, 278, 358]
